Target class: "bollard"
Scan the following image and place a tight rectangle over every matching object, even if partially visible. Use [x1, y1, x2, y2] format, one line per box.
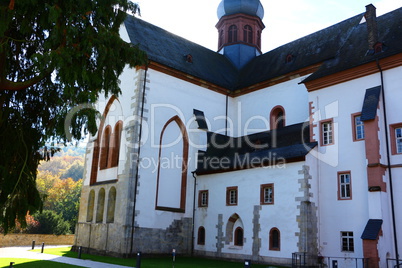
[172, 249, 176, 268]
[244, 259, 251, 268]
[31, 240, 35, 250]
[78, 246, 82, 259]
[136, 251, 141, 268]
[9, 262, 14, 268]
[41, 242, 45, 253]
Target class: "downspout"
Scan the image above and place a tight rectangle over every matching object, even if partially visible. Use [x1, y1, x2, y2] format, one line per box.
[376, 59, 400, 263]
[129, 67, 148, 255]
[225, 94, 229, 136]
[191, 171, 197, 256]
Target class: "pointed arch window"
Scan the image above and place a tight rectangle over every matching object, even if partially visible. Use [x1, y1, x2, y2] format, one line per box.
[111, 121, 123, 167]
[269, 228, 280, 250]
[270, 106, 285, 129]
[228, 25, 238, 43]
[155, 116, 189, 212]
[100, 126, 111, 170]
[106, 187, 117, 223]
[86, 190, 95, 222]
[96, 188, 105, 223]
[243, 25, 253, 44]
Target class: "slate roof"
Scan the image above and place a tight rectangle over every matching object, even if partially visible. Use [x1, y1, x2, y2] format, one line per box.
[195, 122, 317, 174]
[124, 16, 238, 90]
[124, 6, 402, 92]
[303, 7, 402, 83]
[361, 219, 383, 240]
[361, 86, 381, 121]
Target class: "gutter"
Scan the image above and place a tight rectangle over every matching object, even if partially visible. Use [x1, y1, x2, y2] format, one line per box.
[376, 59, 400, 263]
[191, 171, 197, 256]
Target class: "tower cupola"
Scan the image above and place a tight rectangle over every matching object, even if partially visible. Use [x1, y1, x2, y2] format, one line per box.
[217, 0, 264, 20]
[216, 0, 265, 69]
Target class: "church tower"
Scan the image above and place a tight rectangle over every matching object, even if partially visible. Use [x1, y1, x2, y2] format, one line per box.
[216, 0, 265, 69]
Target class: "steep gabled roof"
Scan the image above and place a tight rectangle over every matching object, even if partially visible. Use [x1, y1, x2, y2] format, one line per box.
[124, 6, 402, 92]
[238, 13, 364, 89]
[303, 7, 402, 83]
[124, 16, 238, 90]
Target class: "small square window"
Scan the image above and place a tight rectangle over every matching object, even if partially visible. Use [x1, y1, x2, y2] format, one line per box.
[338, 172, 352, 200]
[341, 231, 354, 252]
[198, 190, 208, 207]
[260, 184, 274, 205]
[226, 186, 238, 206]
[390, 123, 402, 155]
[352, 113, 364, 141]
[320, 119, 334, 146]
[396, 128, 402, 154]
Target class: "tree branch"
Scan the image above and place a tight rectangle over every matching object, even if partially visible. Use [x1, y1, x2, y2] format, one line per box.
[0, 71, 51, 91]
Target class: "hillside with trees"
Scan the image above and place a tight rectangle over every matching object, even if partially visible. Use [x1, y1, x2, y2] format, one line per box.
[3, 147, 85, 234]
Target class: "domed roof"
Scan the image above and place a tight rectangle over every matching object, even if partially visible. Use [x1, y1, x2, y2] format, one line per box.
[217, 0, 264, 20]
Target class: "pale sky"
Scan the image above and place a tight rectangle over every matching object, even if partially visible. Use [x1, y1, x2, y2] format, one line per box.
[136, 0, 402, 53]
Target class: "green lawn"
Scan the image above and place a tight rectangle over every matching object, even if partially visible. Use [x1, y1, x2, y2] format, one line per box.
[28, 247, 285, 268]
[0, 258, 83, 268]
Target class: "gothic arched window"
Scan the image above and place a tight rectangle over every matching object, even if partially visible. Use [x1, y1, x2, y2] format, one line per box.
[99, 125, 111, 169]
[111, 121, 123, 167]
[96, 188, 105, 223]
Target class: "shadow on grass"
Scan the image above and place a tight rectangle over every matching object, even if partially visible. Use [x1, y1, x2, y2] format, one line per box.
[0, 258, 83, 268]
[31, 247, 286, 268]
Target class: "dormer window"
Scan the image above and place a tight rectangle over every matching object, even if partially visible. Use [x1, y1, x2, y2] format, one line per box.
[270, 106, 285, 129]
[185, 54, 193, 63]
[243, 25, 253, 44]
[374, 42, 383, 54]
[228, 25, 238, 43]
[285, 54, 293, 63]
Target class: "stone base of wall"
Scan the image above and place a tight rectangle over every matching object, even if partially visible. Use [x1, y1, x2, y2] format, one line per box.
[194, 250, 292, 267]
[0, 234, 75, 247]
[131, 217, 193, 255]
[74, 217, 193, 257]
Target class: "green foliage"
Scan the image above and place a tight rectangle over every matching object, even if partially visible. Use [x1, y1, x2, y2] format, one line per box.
[0, 0, 147, 233]
[32, 210, 71, 235]
[36, 148, 84, 233]
[60, 161, 84, 181]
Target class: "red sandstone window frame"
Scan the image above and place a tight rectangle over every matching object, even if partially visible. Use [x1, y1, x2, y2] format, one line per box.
[390, 123, 402, 155]
[351, 113, 365, 141]
[269, 228, 280, 251]
[260, 183, 274, 205]
[243, 25, 253, 44]
[198, 190, 208, 207]
[228, 25, 238, 43]
[338, 171, 352, 200]
[270, 105, 285, 130]
[320, 118, 334, 146]
[226, 186, 238, 206]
